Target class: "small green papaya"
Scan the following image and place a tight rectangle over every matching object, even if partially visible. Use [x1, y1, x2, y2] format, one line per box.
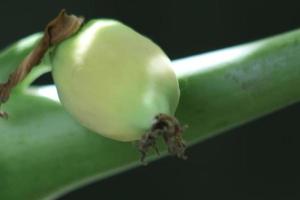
[51, 19, 185, 160]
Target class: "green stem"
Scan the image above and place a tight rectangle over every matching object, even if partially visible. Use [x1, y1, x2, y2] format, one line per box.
[175, 29, 300, 144]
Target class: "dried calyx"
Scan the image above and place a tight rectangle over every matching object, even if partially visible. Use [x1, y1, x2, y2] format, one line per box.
[138, 113, 187, 164]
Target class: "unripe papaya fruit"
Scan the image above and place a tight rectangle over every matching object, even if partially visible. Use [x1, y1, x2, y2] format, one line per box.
[52, 20, 179, 141]
[51, 19, 185, 160]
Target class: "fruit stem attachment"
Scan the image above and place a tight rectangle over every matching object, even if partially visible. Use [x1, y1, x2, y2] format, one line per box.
[137, 113, 187, 164]
[0, 9, 84, 118]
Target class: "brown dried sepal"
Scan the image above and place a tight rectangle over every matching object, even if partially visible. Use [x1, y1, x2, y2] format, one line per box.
[0, 9, 84, 118]
[138, 113, 188, 165]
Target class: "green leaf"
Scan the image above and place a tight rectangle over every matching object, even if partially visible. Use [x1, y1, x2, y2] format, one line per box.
[1, 28, 300, 199]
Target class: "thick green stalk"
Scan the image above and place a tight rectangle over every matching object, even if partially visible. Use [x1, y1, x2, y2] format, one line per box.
[174, 29, 300, 144]
[0, 28, 300, 200]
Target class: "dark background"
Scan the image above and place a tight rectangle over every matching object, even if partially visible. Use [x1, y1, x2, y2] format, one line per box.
[1, 0, 300, 199]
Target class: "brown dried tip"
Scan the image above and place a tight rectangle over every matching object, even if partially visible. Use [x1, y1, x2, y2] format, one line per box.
[138, 113, 187, 165]
[0, 9, 84, 118]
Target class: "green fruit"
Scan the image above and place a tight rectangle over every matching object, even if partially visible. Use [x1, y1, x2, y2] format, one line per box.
[51, 20, 180, 142]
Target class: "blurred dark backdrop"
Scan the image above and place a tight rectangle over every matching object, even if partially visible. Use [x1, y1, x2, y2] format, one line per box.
[1, 0, 300, 199]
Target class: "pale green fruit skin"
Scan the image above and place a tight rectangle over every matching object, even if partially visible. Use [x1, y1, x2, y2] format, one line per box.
[51, 19, 180, 142]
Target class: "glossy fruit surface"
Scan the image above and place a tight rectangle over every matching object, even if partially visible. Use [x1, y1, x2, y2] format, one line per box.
[51, 20, 180, 141]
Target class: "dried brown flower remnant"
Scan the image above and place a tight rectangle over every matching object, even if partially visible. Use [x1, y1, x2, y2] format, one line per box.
[0, 9, 84, 118]
[138, 113, 187, 164]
